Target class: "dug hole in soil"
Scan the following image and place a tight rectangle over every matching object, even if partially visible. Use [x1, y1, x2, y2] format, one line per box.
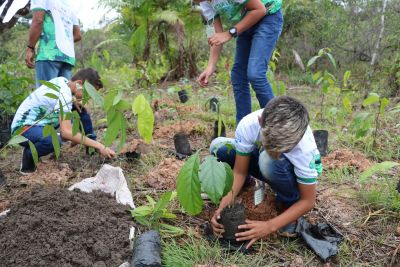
[0, 187, 134, 267]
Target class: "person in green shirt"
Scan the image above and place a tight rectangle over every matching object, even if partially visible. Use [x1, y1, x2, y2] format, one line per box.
[196, 0, 283, 124]
[25, 0, 81, 87]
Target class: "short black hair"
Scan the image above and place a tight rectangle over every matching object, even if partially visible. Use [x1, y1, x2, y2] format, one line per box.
[71, 68, 103, 89]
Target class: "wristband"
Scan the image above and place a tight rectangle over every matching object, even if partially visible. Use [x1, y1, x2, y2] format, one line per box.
[27, 45, 35, 51]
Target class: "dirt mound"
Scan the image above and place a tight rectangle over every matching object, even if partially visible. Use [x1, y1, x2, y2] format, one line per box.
[19, 161, 73, 186]
[139, 157, 184, 190]
[239, 187, 278, 221]
[0, 187, 134, 267]
[199, 186, 277, 223]
[322, 149, 373, 172]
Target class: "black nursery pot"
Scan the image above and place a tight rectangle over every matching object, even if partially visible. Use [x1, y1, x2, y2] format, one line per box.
[125, 151, 141, 161]
[0, 116, 12, 149]
[313, 130, 329, 157]
[219, 203, 246, 242]
[173, 132, 192, 156]
[213, 120, 226, 139]
[0, 168, 6, 187]
[178, 90, 189, 103]
[131, 230, 161, 267]
[209, 97, 219, 112]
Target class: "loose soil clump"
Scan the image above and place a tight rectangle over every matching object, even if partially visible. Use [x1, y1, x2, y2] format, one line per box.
[322, 148, 372, 172]
[0, 187, 134, 267]
[139, 157, 184, 190]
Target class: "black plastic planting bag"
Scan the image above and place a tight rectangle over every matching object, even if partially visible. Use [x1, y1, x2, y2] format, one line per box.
[296, 217, 343, 261]
[131, 230, 161, 267]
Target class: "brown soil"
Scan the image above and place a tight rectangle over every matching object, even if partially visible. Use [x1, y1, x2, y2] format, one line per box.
[19, 161, 73, 186]
[240, 187, 278, 221]
[199, 186, 278, 223]
[322, 148, 373, 172]
[138, 157, 184, 190]
[154, 120, 211, 150]
[0, 187, 134, 267]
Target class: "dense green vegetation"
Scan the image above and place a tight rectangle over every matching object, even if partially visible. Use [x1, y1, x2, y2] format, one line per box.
[0, 0, 399, 266]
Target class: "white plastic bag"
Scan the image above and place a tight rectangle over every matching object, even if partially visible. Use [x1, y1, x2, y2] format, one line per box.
[69, 164, 135, 208]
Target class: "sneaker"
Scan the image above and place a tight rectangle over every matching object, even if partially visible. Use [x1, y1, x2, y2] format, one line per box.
[20, 148, 36, 175]
[278, 220, 298, 237]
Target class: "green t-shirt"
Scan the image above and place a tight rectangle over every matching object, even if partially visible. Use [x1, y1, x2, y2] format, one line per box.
[200, 0, 282, 24]
[31, 0, 78, 66]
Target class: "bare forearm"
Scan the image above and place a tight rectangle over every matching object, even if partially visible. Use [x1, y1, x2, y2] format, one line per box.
[269, 199, 315, 232]
[28, 21, 43, 47]
[62, 131, 103, 150]
[235, 9, 266, 35]
[208, 45, 222, 68]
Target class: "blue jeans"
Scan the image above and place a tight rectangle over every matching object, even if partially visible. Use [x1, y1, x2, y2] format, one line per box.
[231, 10, 283, 124]
[210, 137, 299, 207]
[72, 106, 97, 141]
[21, 126, 62, 160]
[35, 60, 73, 88]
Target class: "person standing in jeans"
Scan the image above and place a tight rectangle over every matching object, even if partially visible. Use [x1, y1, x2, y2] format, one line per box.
[197, 0, 283, 124]
[24, 0, 97, 143]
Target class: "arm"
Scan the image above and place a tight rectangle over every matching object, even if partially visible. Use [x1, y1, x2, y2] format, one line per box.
[59, 118, 115, 158]
[25, 11, 45, 68]
[197, 17, 223, 86]
[237, 183, 316, 248]
[73, 25, 81, 42]
[208, 0, 267, 46]
[211, 154, 251, 234]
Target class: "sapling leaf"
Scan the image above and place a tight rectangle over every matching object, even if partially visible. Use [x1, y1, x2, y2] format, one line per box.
[104, 90, 118, 112]
[159, 223, 184, 236]
[146, 195, 157, 206]
[104, 109, 121, 146]
[132, 94, 154, 143]
[131, 206, 153, 217]
[43, 125, 60, 159]
[307, 56, 320, 67]
[176, 151, 203, 215]
[379, 98, 390, 116]
[359, 161, 399, 183]
[6, 135, 28, 146]
[222, 163, 233, 197]
[153, 191, 173, 215]
[162, 212, 177, 219]
[44, 93, 59, 100]
[326, 52, 337, 69]
[39, 80, 60, 92]
[312, 71, 321, 82]
[343, 95, 353, 113]
[199, 155, 227, 204]
[362, 93, 380, 107]
[113, 90, 123, 106]
[84, 81, 103, 106]
[343, 70, 351, 88]
[28, 141, 39, 165]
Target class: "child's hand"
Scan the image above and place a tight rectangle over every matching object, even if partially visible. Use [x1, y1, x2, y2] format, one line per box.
[236, 219, 275, 249]
[99, 147, 116, 159]
[210, 209, 224, 237]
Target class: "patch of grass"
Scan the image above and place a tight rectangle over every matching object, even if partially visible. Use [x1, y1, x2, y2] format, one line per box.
[323, 167, 357, 184]
[359, 174, 400, 212]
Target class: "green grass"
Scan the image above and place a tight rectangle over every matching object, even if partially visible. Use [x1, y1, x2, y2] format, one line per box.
[359, 175, 400, 212]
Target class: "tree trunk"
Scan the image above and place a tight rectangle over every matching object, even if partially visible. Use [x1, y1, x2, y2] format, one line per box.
[370, 0, 388, 66]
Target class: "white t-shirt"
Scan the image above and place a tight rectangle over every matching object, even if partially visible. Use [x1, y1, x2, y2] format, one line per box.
[11, 77, 73, 133]
[235, 109, 322, 184]
[31, 0, 78, 58]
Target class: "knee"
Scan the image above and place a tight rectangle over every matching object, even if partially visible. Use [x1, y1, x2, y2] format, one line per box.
[209, 137, 231, 155]
[258, 150, 274, 180]
[247, 68, 266, 84]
